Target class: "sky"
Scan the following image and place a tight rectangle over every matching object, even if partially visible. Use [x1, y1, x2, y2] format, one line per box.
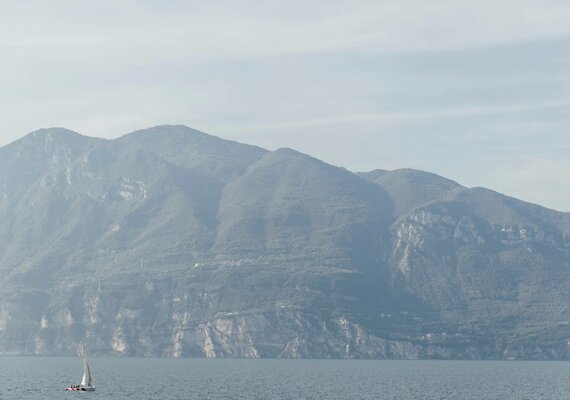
[0, 0, 569, 211]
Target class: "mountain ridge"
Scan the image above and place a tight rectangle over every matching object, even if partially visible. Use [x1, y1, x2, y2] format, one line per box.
[0, 124, 569, 359]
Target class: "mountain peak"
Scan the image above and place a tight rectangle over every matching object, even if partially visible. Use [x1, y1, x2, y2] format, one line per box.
[361, 167, 464, 216]
[121, 124, 208, 139]
[22, 127, 94, 144]
[357, 169, 389, 181]
[30, 127, 82, 137]
[1, 127, 100, 159]
[116, 124, 267, 183]
[118, 124, 266, 153]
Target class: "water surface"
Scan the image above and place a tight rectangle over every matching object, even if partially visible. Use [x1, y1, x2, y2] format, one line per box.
[1, 357, 569, 399]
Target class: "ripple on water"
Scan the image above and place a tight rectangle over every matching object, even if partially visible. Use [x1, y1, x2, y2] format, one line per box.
[0, 358, 569, 400]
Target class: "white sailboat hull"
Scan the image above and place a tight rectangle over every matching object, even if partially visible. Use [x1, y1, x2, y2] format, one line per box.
[65, 386, 95, 392]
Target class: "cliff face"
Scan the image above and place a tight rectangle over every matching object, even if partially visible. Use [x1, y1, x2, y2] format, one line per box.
[0, 125, 569, 359]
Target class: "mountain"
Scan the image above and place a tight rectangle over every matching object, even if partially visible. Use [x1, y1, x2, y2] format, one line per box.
[358, 168, 463, 216]
[0, 125, 569, 359]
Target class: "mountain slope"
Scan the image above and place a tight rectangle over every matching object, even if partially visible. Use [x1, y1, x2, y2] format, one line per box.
[386, 187, 570, 358]
[0, 125, 569, 359]
[359, 168, 464, 216]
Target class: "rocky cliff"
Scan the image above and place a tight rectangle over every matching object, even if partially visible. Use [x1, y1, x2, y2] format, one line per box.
[0, 125, 569, 359]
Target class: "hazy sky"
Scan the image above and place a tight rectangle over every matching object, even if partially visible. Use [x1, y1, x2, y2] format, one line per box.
[1, 0, 569, 211]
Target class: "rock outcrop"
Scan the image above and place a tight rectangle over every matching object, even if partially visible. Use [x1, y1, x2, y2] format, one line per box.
[0, 125, 569, 359]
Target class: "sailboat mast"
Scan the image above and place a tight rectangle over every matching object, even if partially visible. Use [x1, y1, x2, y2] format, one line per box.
[67, 344, 96, 391]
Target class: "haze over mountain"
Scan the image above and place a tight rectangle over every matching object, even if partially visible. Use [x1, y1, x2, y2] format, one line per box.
[0, 125, 569, 359]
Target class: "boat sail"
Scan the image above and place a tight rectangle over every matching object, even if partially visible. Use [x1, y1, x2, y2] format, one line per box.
[66, 345, 95, 392]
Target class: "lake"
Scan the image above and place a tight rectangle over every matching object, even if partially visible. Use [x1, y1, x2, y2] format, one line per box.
[1, 357, 569, 399]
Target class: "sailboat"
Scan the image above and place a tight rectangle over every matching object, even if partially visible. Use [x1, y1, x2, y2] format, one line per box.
[66, 345, 95, 392]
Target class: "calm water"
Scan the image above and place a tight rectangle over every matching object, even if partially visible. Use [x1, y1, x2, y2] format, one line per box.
[1, 357, 569, 399]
